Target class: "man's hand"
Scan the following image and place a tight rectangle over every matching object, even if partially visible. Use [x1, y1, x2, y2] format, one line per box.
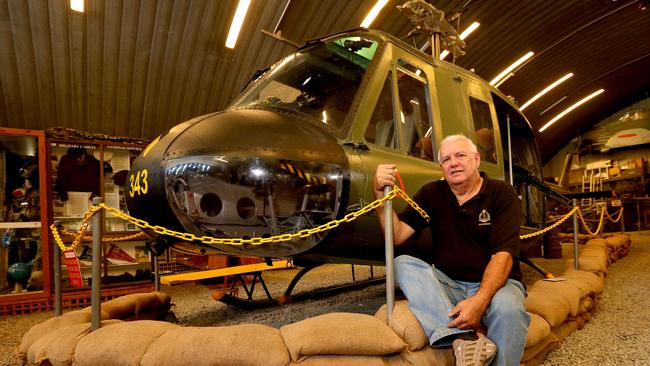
[374, 164, 397, 199]
[447, 294, 490, 330]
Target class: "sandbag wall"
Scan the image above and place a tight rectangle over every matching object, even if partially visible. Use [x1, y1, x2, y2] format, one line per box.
[17, 234, 630, 366]
[520, 233, 631, 366]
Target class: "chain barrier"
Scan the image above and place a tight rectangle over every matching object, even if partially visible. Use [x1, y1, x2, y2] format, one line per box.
[50, 186, 625, 253]
[50, 186, 430, 252]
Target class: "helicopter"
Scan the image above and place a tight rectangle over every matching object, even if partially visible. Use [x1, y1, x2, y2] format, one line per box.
[125, 18, 553, 304]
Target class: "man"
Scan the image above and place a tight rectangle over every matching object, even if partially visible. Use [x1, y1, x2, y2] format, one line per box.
[374, 134, 530, 366]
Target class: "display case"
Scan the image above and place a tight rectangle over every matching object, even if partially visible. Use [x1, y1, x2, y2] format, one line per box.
[48, 139, 151, 289]
[0, 128, 52, 314]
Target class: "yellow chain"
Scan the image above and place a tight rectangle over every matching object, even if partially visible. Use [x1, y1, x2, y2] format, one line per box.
[577, 204, 606, 236]
[604, 207, 623, 223]
[50, 187, 430, 250]
[519, 206, 579, 239]
[48, 186, 623, 252]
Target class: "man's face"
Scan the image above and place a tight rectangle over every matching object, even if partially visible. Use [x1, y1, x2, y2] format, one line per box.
[439, 140, 481, 185]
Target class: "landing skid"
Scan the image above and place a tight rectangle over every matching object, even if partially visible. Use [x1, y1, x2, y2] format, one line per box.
[212, 265, 385, 310]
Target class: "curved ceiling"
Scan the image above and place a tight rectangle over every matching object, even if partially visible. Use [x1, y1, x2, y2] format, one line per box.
[1, 0, 649, 162]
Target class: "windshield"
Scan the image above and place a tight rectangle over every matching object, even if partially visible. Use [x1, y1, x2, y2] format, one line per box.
[234, 35, 379, 131]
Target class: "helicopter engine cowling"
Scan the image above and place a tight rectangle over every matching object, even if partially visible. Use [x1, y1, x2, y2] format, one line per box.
[126, 108, 349, 258]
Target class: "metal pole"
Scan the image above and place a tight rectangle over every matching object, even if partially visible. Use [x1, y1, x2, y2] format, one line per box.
[53, 221, 62, 316]
[384, 186, 395, 322]
[152, 252, 160, 292]
[572, 199, 580, 270]
[507, 114, 513, 186]
[91, 197, 104, 330]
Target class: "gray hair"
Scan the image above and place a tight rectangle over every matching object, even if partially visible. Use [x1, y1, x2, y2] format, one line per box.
[437, 134, 478, 162]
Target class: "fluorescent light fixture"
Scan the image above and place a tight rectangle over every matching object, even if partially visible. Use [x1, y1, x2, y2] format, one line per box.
[70, 0, 84, 12]
[360, 0, 389, 28]
[539, 89, 604, 132]
[440, 22, 480, 60]
[489, 51, 534, 86]
[520, 73, 574, 111]
[494, 73, 514, 88]
[225, 0, 252, 49]
[322, 111, 328, 124]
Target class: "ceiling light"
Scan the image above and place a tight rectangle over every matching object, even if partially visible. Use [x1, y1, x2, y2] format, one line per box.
[360, 0, 389, 28]
[539, 89, 605, 132]
[440, 21, 480, 60]
[225, 0, 252, 49]
[520, 73, 574, 111]
[494, 73, 514, 88]
[489, 51, 534, 86]
[70, 0, 84, 12]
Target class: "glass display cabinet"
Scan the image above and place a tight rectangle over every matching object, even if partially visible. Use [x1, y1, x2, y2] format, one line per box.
[0, 128, 52, 314]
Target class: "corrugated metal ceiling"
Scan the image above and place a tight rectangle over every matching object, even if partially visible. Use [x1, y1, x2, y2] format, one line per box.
[1, 0, 649, 161]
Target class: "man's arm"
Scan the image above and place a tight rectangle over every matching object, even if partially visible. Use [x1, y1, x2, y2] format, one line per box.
[374, 164, 415, 245]
[447, 251, 512, 330]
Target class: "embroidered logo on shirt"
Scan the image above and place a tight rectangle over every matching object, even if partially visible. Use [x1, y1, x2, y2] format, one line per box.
[478, 209, 491, 226]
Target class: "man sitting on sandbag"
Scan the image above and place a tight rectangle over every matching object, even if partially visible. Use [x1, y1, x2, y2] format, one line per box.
[374, 135, 530, 366]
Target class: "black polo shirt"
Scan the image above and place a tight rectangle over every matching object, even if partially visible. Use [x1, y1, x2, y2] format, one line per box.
[398, 172, 522, 282]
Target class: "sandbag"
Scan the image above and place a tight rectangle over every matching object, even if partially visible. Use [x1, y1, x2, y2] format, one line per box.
[288, 354, 390, 366]
[551, 320, 578, 342]
[73, 320, 177, 365]
[520, 333, 559, 366]
[27, 320, 122, 366]
[398, 347, 454, 366]
[525, 290, 570, 327]
[280, 312, 406, 362]
[140, 324, 289, 366]
[529, 280, 582, 317]
[565, 257, 607, 276]
[100, 291, 171, 320]
[375, 300, 429, 351]
[584, 238, 608, 249]
[562, 269, 605, 294]
[18, 310, 109, 359]
[525, 313, 551, 348]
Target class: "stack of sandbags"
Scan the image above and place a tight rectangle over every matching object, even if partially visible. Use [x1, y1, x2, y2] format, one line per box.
[603, 234, 631, 262]
[16, 291, 171, 365]
[558, 233, 592, 244]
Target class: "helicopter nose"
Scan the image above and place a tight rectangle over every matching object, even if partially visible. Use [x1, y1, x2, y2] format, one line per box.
[162, 109, 349, 257]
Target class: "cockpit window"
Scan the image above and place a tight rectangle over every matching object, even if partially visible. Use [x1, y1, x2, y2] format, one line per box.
[234, 36, 378, 131]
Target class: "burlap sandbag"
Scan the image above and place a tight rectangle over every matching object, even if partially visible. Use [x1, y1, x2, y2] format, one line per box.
[585, 238, 608, 249]
[551, 320, 578, 342]
[520, 333, 559, 366]
[27, 320, 122, 366]
[100, 291, 171, 320]
[561, 269, 605, 295]
[140, 324, 289, 366]
[288, 354, 390, 366]
[375, 300, 429, 351]
[73, 320, 177, 365]
[525, 313, 551, 348]
[18, 309, 109, 359]
[524, 290, 569, 327]
[565, 257, 607, 276]
[280, 312, 406, 362]
[579, 246, 609, 266]
[529, 280, 582, 317]
[398, 347, 454, 366]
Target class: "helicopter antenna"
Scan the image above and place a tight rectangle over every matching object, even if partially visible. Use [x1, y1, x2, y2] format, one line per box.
[397, 0, 465, 60]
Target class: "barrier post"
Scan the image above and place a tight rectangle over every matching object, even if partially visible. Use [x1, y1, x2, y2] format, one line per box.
[384, 186, 395, 322]
[572, 199, 580, 270]
[53, 221, 62, 316]
[91, 197, 104, 330]
[620, 207, 625, 233]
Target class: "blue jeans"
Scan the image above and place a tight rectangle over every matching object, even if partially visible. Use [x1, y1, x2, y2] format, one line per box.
[395, 255, 530, 366]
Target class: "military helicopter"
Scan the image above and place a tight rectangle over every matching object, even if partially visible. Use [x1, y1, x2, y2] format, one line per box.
[125, 2, 555, 304]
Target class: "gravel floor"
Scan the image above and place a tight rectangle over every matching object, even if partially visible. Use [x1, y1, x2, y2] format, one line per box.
[1, 231, 648, 365]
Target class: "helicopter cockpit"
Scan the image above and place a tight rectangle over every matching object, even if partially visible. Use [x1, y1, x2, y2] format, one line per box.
[233, 35, 379, 132]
